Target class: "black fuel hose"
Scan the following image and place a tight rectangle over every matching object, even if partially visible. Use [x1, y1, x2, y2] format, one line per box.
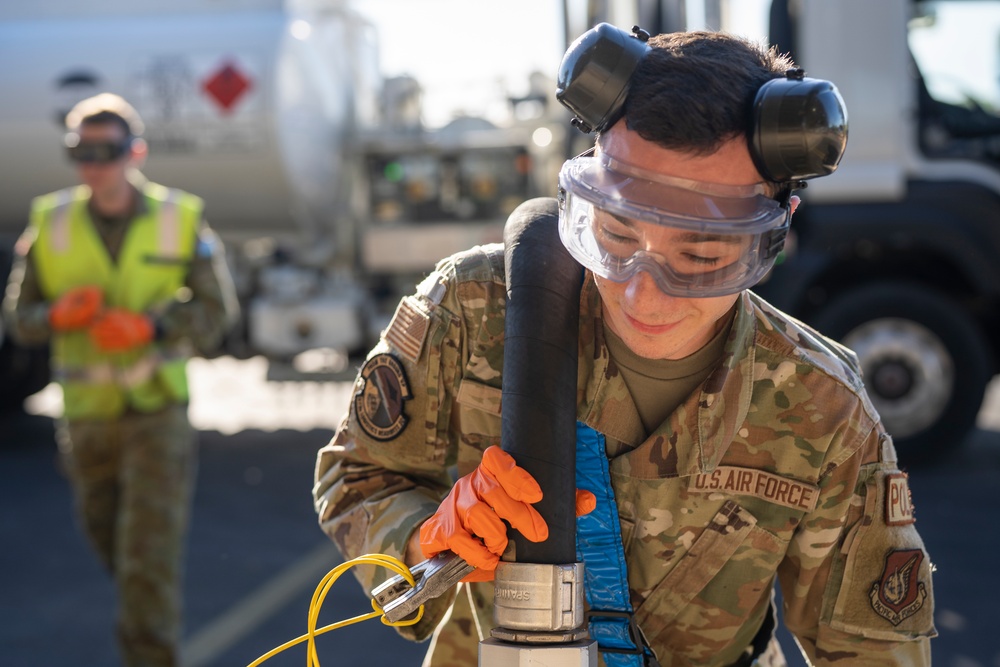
[501, 197, 584, 565]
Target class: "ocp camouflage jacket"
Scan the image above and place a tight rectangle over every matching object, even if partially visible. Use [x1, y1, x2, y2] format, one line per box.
[314, 243, 935, 666]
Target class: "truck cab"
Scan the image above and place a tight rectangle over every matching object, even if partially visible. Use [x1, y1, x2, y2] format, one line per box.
[755, 0, 1000, 462]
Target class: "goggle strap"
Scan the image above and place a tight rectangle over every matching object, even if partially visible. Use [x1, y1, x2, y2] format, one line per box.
[764, 223, 789, 260]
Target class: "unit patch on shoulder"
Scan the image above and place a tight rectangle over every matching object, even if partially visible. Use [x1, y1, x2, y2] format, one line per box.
[354, 354, 412, 441]
[869, 549, 928, 625]
[885, 473, 916, 526]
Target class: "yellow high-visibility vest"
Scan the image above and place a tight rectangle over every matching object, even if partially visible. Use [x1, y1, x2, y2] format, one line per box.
[30, 182, 202, 419]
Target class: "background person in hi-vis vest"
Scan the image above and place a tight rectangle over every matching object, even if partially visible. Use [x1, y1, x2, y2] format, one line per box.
[3, 93, 239, 667]
[314, 28, 935, 667]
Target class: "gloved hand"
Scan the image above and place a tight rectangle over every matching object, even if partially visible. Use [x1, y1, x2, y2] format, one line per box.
[49, 286, 104, 331]
[89, 309, 155, 352]
[419, 445, 597, 582]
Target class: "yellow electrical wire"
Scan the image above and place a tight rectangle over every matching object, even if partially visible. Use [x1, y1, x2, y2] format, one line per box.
[247, 553, 425, 667]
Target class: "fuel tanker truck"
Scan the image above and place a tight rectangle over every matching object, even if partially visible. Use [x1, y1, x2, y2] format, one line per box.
[0, 0, 565, 409]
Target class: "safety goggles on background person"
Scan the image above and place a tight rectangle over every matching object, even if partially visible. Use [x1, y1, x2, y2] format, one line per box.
[557, 153, 791, 298]
[64, 134, 133, 164]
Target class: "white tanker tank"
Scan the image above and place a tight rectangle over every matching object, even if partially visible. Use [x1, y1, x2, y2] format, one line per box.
[0, 0, 380, 240]
[0, 0, 388, 407]
[0, 0, 565, 408]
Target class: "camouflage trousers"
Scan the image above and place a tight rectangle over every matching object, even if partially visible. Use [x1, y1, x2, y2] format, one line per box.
[58, 403, 197, 667]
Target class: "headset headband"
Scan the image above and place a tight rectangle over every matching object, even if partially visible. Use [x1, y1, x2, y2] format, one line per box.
[555, 23, 849, 184]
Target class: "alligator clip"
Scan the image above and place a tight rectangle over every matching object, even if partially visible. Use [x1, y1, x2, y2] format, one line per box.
[371, 551, 475, 623]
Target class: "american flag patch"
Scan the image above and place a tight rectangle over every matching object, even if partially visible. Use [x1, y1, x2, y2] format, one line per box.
[385, 296, 430, 363]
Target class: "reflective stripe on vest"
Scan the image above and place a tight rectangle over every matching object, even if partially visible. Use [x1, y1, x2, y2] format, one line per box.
[48, 190, 73, 253]
[50, 189, 182, 257]
[575, 421, 657, 667]
[54, 349, 184, 388]
[159, 190, 180, 256]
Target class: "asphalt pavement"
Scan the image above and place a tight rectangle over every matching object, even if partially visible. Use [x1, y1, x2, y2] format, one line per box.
[1, 361, 998, 667]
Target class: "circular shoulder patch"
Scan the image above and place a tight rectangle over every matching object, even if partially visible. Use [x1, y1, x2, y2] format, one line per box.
[354, 353, 413, 441]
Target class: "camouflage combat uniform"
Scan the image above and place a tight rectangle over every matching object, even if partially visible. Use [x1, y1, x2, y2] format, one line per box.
[314, 243, 935, 667]
[4, 181, 238, 667]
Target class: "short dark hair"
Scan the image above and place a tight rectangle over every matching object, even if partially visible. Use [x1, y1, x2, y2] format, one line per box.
[622, 31, 795, 156]
[65, 93, 145, 138]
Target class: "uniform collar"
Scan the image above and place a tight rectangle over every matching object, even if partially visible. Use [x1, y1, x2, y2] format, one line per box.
[85, 183, 148, 223]
[577, 280, 757, 476]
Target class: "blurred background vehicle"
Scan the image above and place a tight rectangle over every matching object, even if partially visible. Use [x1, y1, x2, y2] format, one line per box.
[3, 0, 1000, 465]
[0, 0, 570, 404]
[751, 0, 1000, 463]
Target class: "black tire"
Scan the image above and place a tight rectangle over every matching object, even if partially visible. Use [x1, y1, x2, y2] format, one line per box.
[0, 337, 51, 413]
[808, 281, 993, 465]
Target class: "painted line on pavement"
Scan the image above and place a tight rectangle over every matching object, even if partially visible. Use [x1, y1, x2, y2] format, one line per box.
[181, 541, 342, 667]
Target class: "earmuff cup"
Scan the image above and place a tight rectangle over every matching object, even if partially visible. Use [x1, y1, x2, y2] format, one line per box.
[555, 24, 650, 134]
[750, 73, 848, 182]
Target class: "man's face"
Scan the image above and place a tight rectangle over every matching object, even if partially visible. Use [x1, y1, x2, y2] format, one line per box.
[593, 122, 764, 360]
[71, 122, 133, 198]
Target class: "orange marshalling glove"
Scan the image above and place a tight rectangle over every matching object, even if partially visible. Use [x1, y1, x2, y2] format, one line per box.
[49, 286, 104, 331]
[89, 309, 155, 352]
[419, 445, 597, 582]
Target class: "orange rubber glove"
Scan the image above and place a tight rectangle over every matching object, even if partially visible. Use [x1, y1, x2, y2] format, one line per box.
[89, 309, 155, 352]
[419, 445, 597, 582]
[49, 286, 104, 331]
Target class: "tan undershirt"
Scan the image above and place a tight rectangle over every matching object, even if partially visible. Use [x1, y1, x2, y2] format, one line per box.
[603, 307, 735, 453]
[87, 186, 145, 262]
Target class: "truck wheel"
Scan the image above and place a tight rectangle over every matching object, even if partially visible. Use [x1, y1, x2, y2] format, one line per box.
[809, 282, 993, 464]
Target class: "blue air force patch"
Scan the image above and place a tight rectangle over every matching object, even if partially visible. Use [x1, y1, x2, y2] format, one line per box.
[354, 353, 412, 441]
[195, 235, 218, 258]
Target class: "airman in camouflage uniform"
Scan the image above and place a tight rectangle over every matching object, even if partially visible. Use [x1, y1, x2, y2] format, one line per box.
[3, 93, 238, 667]
[313, 30, 934, 667]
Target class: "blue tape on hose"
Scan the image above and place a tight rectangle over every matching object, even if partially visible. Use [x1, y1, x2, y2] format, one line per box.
[575, 422, 648, 667]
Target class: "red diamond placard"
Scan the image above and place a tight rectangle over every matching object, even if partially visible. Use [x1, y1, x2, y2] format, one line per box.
[202, 61, 252, 113]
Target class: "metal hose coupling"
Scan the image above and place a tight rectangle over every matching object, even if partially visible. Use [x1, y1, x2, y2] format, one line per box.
[490, 562, 587, 641]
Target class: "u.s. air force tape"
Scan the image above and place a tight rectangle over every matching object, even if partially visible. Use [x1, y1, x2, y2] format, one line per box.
[688, 466, 819, 511]
[354, 353, 412, 441]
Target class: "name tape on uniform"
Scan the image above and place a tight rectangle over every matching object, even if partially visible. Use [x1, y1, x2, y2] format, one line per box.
[689, 466, 819, 511]
[885, 473, 916, 526]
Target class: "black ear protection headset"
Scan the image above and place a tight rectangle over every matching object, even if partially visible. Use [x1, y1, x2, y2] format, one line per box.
[554, 23, 849, 189]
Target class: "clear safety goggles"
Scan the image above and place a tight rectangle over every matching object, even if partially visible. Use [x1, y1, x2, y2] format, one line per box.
[557, 154, 790, 298]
